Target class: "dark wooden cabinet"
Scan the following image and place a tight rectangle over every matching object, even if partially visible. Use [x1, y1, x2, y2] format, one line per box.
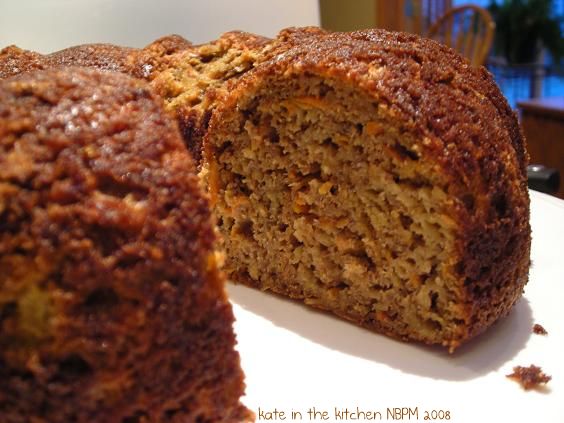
[517, 97, 564, 199]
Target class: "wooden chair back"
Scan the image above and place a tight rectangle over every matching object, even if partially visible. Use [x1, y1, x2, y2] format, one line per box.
[427, 5, 495, 66]
[375, 0, 453, 36]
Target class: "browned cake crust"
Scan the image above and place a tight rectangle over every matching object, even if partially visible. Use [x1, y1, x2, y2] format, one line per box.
[0, 43, 137, 78]
[46, 43, 137, 72]
[0, 33, 271, 166]
[0, 34, 215, 165]
[148, 31, 272, 165]
[126, 34, 193, 80]
[0, 46, 45, 79]
[205, 27, 531, 351]
[0, 67, 250, 422]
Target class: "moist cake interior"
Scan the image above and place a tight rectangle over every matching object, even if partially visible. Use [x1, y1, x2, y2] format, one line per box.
[210, 73, 469, 347]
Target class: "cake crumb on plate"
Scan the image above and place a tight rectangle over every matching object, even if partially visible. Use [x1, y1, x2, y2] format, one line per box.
[507, 365, 551, 390]
[533, 323, 548, 335]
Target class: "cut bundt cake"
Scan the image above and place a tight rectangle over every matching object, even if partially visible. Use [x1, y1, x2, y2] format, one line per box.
[0, 27, 531, 356]
[0, 67, 250, 422]
[204, 28, 531, 351]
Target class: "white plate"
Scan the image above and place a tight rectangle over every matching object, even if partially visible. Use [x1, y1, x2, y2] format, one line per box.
[231, 190, 564, 423]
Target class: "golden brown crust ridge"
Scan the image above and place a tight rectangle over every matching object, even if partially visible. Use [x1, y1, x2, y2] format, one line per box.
[46, 43, 136, 72]
[0, 43, 138, 79]
[149, 31, 272, 165]
[0, 46, 45, 79]
[0, 33, 262, 167]
[0, 33, 272, 167]
[0, 67, 249, 422]
[0, 35, 192, 82]
[45, 44, 137, 72]
[126, 34, 193, 80]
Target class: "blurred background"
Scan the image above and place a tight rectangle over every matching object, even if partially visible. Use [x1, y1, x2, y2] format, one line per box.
[1, 0, 562, 196]
[322, 0, 563, 198]
[0, 0, 320, 49]
[322, 0, 564, 108]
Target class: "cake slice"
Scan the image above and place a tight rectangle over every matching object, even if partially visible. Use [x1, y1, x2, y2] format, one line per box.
[0, 67, 250, 422]
[0, 27, 532, 354]
[204, 28, 531, 351]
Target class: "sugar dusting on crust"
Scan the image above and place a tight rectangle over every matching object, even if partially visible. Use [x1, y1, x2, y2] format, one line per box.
[206, 27, 530, 351]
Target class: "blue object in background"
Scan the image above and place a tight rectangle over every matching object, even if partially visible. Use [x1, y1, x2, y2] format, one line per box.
[452, 0, 564, 107]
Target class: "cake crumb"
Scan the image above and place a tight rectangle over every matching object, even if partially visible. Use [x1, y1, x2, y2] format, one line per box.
[533, 323, 548, 335]
[506, 365, 551, 390]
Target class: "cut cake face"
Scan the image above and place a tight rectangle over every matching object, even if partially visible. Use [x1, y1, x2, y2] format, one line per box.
[204, 28, 530, 352]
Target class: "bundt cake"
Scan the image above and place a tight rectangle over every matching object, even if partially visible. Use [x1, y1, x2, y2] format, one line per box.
[0, 26, 531, 356]
[204, 28, 531, 352]
[0, 67, 250, 422]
